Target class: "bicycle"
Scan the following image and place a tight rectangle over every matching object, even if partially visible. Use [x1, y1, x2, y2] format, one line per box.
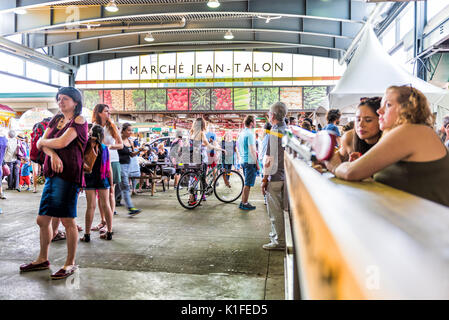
[176, 163, 244, 210]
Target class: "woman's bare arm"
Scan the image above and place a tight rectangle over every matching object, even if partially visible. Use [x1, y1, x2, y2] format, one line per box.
[333, 125, 416, 181]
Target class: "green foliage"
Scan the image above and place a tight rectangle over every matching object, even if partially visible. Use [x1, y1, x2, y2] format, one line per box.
[190, 89, 211, 110]
[256, 87, 279, 110]
[303, 86, 327, 109]
[146, 89, 166, 110]
[132, 90, 145, 110]
[233, 88, 255, 110]
[83, 90, 101, 110]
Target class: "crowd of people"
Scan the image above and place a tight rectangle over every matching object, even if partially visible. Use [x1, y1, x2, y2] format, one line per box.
[1, 83, 448, 281]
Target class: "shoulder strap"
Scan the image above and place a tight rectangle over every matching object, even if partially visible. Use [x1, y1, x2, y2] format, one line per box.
[128, 138, 135, 152]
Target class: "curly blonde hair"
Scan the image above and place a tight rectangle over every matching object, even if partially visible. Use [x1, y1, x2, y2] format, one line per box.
[387, 85, 434, 127]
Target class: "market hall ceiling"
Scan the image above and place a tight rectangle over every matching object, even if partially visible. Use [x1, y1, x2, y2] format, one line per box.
[0, 0, 380, 65]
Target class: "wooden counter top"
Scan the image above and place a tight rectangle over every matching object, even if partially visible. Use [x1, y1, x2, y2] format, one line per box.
[284, 152, 449, 299]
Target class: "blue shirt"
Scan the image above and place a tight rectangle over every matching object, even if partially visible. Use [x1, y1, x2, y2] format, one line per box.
[238, 128, 256, 164]
[323, 123, 341, 137]
[259, 133, 269, 162]
[21, 162, 31, 176]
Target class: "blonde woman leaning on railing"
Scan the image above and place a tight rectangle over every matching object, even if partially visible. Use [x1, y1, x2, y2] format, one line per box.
[325, 85, 449, 207]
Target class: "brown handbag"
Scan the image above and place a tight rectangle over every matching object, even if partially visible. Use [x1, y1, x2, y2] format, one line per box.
[77, 137, 99, 174]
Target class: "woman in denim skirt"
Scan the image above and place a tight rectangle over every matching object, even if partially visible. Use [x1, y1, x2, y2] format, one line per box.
[19, 87, 88, 280]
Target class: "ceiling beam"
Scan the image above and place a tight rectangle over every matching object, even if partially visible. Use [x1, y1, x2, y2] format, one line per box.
[1, 6, 364, 36]
[32, 27, 353, 49]
[65, 40, 345, 58]
[0, 35, 76, 73]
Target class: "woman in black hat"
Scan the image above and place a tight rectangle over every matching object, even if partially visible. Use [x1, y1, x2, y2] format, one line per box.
[19, 87, 88, 280]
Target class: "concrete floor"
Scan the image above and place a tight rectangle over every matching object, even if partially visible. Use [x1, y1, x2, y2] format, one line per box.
[0, 179, 284, 300]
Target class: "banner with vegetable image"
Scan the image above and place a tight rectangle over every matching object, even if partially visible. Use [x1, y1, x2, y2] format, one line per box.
[84, 90, 103, 110]
[167, 89, 189, 110]
[146, 89, 166, 110]
[233, 88, 255, 110]
[280, 87, 303, 109]
[124, 90, 145, 111]
[256, 87, 279, 110]
[189, 88, 211, 111]
[303, 86, 328, 109]
[102, 90, 124, 111]
[212, 88, 233, 111]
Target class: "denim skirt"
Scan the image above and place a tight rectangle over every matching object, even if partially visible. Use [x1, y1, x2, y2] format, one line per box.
[38, 176, 80, 218]
[84, 172, 111, 190]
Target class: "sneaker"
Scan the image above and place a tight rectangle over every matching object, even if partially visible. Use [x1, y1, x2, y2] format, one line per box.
[16, 188, 21, 192]
[0, 193, 6, 199]
[128, 208, 142, 216]
[239, 202, 256, 210]
[262, 242, 285, 251]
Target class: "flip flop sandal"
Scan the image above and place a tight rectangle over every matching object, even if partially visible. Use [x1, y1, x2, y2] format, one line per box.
[51, 265, 78, 280]
[91, 222, 106, 231]
[51, 231, 66, 242]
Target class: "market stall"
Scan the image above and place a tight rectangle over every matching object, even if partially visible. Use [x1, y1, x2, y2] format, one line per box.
[0, 104, 16, 128]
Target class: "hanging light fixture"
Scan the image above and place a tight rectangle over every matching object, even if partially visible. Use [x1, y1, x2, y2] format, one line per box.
[105, 0, 119, 13]
[144, 32, 155, 42]
[207, 0, 220, 8]
[224, 30, 234, 40]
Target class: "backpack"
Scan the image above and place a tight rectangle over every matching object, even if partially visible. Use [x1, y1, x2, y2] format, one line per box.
[30, 120, 49, 164]
[77, 137, 100, 174]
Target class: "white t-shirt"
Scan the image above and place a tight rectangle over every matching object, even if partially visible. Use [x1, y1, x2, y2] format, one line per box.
[4, 138, 17, 163]
[103, 125, 119, 162]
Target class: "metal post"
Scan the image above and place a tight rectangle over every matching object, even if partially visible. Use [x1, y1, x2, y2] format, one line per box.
[414, 1, 426, 80]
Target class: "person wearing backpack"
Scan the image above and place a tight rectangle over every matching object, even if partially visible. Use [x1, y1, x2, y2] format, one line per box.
[80, 125, 114, 242]
[19, 87, 88, 281]
[91, 104, 123, 231]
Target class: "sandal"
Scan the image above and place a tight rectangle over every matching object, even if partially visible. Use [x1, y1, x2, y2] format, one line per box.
[51, 265, 78, 280]
[77, 225, 83, 232]
[100, 231, 113, 240]
[80, 234, 90, 243]
[91, 222, 106, 231]
[20, 260, 50, 272]
[99, 226, 107, 234]
[52, 231, 66, 242]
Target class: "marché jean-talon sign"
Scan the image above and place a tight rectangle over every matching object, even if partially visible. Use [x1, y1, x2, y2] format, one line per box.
[129, 62, 284, 77]
[75, 51, 343, 85]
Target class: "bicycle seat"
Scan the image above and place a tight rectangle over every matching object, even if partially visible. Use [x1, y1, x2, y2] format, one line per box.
[179, 163, 202, 169]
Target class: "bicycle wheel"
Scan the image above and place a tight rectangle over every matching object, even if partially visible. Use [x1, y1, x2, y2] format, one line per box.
[177, 171, 205, 209]
[214, 169, 244, 203]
